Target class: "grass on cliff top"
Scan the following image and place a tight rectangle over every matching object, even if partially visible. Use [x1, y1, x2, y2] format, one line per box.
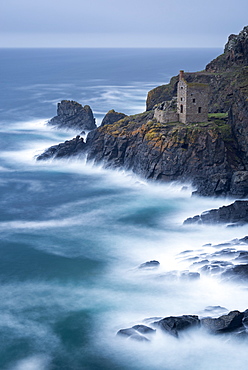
[208, 112, 228, 119]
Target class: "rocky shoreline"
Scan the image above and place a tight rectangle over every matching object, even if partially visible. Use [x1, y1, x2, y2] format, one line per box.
[117, 235, 248, 342]
[117, 309, 248, 342]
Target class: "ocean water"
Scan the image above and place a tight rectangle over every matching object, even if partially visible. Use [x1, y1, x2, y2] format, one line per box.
[0, 48, 248, 370]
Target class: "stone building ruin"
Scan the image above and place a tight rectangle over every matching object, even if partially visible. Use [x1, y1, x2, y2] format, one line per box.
[154, 70, 209, 124]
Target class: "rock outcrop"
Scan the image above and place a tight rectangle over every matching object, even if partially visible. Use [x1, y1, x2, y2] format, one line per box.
[117, 308, 248, 342]
[37, 26, 248, 197]
[184, 200, 248, 225]
[101, 109, 127, 127]
[49, 100, 96, 131]
[36, 135, 86, 160]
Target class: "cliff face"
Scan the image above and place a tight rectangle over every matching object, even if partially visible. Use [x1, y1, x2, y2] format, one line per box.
[85, 112, 245, 196]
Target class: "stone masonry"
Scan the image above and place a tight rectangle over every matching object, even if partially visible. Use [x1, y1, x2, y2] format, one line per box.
[154, 70, 209, 124]
[177, 70, 209, 123]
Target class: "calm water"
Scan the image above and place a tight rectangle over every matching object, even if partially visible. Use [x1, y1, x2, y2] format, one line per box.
[0, 48, 248, 370]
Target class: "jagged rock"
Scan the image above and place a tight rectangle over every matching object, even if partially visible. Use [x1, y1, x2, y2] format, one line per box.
[153, 315, 200, 338]
[201, 310, 244, 333]
[184, 200, 248, 225]
[36, 135, 86, 160]
[49, 100, 96, 131]
[139, 260, 160, 269]
[222, 264, 248, 281]
[101, 110, 127, 127]
[206, 26, 248, 72]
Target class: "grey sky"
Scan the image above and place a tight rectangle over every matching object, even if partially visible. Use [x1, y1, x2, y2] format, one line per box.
[1, 0, 248, 47]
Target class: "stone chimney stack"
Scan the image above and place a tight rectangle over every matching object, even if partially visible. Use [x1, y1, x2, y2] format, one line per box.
[179, 70, 184, 80]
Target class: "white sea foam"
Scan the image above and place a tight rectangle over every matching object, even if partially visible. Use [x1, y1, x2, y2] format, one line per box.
[11, 355, 51, 370]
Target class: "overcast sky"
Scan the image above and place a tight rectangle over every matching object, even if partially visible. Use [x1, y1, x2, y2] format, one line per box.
[0, 0, 247, 48]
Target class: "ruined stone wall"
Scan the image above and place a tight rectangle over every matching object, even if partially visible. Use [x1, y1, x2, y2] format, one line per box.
[154, 108, 178, 123]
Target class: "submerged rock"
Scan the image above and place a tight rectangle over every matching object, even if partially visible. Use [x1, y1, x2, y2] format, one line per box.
[49, 100, 96, 131]
[139, 260, 160, 269]
[117, 324, 155, 342]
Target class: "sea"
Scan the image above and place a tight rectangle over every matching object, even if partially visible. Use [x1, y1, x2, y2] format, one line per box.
[0, 48, 248, 370]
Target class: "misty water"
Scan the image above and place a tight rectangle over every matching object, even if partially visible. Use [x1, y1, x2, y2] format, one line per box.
[0, 48, 248, 370]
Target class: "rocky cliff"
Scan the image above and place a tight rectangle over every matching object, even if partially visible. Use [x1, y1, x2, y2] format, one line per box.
[38, 26, 248, 197]
[49, 100, 96, 131]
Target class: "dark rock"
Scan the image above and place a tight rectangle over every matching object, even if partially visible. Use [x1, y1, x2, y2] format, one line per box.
[239, 236, 248, 244]
[101, 110, 127, 127]
[139, 260, 160, 269]
[128, 334, 150, 342]
[201, 310, 244, 333]
[117, 328, 136, 337]
[184, 200, 248, 225]
[36, 136, 86, 160]
[222, 264, 248, 281]
[180, 271, 200, 280]
[49, 100, 96, 131]
[191, 259, 210, 267]
[206, 26, 248, 72]
[132, 325, 156, 334]
[153, 315, 200, 338]
[242, 309, 248, 328]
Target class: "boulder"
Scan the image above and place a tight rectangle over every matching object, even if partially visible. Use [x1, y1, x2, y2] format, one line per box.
[49, 100, 96, 131]
[153, 315, 200, 338]
[201, 310, 244, 333]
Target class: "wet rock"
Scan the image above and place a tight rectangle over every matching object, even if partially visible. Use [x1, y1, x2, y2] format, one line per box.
[235, 251, 248, 262]
[242, 309, 248, 328]
[49, 100, 96, 131]
[139, 260, 160, 269]
[153, 315, 200, 338]
[117, 325, 154, 342]
[201, 310, 244, 333]
[129, 334, 150, 342]
[36, 135, 86, 160]
[117, 328, 136, 337]
[222, 264, 248, 281]
[180, 271, 200, 280]
[178, 250, 194, 255]
[184, 201, 248, 225]
[132, 325, 156, 335]
[191, 259, 210, 268]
